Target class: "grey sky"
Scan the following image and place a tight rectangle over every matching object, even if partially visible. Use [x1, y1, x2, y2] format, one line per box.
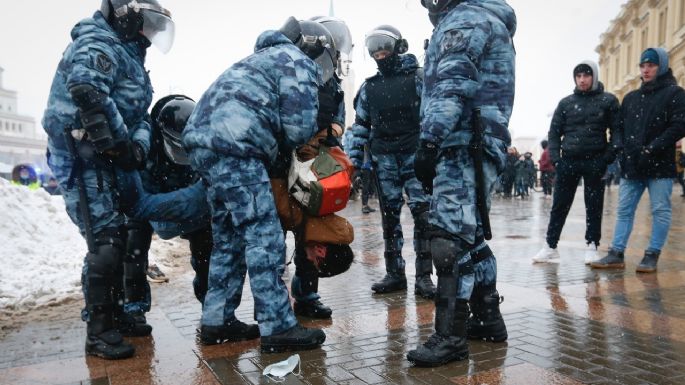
[0, 0, 626, 140]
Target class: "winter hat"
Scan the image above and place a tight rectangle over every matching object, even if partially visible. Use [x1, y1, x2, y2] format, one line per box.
[573, 63, 593, 77]
[640, 48, 660, 65]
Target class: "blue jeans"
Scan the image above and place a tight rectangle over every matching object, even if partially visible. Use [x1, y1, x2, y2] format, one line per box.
[611, 178, 673, 253]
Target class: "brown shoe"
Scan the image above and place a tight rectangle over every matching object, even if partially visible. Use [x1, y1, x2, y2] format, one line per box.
[591, 249, 625, 269]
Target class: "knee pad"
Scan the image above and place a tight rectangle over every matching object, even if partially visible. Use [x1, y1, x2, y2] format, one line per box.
[412, 205, 433, 241]
[125, 221, 153, 263]
[431, 237, 471, 276]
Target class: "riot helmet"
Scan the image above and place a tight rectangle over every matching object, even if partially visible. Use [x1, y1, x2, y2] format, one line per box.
[365, 25, 407, 58]
[100, 0, 175, 53]
[279, 17, 338, 82]
[151, 95, 195, 166]
[310, 16, 354, 77]
[420, 0, 462, 26]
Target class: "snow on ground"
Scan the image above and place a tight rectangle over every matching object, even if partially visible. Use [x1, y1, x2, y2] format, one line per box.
[0, 178, 188, 315]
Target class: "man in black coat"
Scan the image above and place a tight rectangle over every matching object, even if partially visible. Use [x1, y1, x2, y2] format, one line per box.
[592, 48, 685, 273]
[533, 61, 620, 265]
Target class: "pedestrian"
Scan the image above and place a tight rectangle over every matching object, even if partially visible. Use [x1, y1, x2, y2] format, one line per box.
[501, 147, 518, 198]
[675, 141, 685, 197]
[182, 18, 333, 352]
[592, 48, 685, 273]
[349, 25, 436, 299]
[410, 0, 516, 367]
[514, 154, 530, 198]
[539, 140, 555, 197]
[532, 60, 620, 265]
[42, 0, 175, 359]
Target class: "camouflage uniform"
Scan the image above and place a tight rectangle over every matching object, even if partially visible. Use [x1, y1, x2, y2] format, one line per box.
[350, 54, 433, 290]
[407, 0, 516, 366]
[183, 30, 320, 336]
[42, 12, 153, 326]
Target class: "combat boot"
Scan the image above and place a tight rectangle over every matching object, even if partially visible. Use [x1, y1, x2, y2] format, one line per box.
[261, 324, 326, 353]
[294, 299, 332, 319]
[636, 250, 660, 273]
[591, 248, 625, 269]
[86, 312, 135, 360]
[115, 310, 152, 337]
[199, 319, 260, 345]
[371, 252, 407, 294]
[468, 290, 507, 342]
[407, 299, 470, 367]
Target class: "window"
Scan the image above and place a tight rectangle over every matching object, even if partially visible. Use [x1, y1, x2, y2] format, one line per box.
[615, 57, 620, 84]
[11, 123, 16, 131]
[658, 9, 667, 45]
[626, 43, 633, 75]
[681, 3, 685, 27]
[18, 124, 22, 133]
[641, 28, 649, 51]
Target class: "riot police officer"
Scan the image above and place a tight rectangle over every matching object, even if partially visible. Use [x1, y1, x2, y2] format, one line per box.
[349, 25, 436, 299]
[43, 0, 175, 359]
[408, 0, 516, 367]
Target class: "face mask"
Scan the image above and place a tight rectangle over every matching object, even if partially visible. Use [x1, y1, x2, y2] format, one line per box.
[262, 354, 301, 381]
[376, 54, 400, 75]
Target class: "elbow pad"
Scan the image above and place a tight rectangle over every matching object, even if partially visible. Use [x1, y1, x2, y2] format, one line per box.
[69, 84, 114, 152]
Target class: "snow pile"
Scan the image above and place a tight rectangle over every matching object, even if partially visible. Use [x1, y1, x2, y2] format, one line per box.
[0, 178, 85, 312]
[0, 178, 191, 315]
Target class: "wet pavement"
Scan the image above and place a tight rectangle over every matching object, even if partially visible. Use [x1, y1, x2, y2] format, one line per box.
[2, 187, 685, 384]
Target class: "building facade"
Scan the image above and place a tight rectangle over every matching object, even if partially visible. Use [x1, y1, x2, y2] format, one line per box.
[597, 0, 685, 100]
[0, 66, 48, 173]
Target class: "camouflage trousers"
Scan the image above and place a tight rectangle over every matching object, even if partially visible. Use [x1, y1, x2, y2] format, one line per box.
[199, 156, 296, 336]
[431, 138, 507, 300]
[372, 152, 431, 262]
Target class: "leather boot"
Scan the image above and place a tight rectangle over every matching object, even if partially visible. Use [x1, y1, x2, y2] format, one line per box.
[468, 289, 507, 342]
[636, 250, 659, 273]
[261, 324, 326, 353]
[591, 248, 625, 269]
[199, 319, 260, 345]
[86, 311, 135, 360]
[407, 274, 469, 367]
[371, 251, 407, 294]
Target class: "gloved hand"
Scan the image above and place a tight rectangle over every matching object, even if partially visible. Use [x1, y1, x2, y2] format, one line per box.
[637, 146, 653, 171]
[107, 140, 145, 171]
[414, 141, 439, 195]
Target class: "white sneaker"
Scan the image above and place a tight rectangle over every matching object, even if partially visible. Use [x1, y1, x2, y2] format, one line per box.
[532, 245, 560, 263]
[584, 243, 599, 265]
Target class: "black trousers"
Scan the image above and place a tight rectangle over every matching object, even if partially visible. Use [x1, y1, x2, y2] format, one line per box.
[361, 168, 373, 206]
[546, 157, 606, 248]
[541, 171, 555, 195]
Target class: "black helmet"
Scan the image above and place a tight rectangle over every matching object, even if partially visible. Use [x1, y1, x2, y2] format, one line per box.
[100, 0, 175, 53]
[151, 95, 195, 166]
[365, 25, 408, 58]
[420, 0, 462, 26]
[310, 16, 354, 77]
[279, 17, 338, 82]
[317, 244, 354, 278]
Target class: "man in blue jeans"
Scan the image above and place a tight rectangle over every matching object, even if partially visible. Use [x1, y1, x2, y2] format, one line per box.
[592, 47, 685, 273]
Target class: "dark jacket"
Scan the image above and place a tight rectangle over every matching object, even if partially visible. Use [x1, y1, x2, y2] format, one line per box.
[619, 70, 685, 179]
[548, 82, 620, 164]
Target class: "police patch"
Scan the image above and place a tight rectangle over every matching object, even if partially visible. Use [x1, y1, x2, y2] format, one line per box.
[441, 29, 468, 52]
[95, 53, 113, 74]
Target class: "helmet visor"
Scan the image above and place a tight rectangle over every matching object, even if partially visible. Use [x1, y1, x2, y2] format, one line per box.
[365, 33, 396, 57]
[162, 131, 190, 165]
[315, 50, 336, 83]
[140, 7, 175, 53]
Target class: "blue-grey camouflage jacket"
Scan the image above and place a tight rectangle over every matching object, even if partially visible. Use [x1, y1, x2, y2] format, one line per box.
[42, 11, 153, 160]
[349, 54, 423, 168]
[421, 0, 516, 148]
[182, 30, 321, 169]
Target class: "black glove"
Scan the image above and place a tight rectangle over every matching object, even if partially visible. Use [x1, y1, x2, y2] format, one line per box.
[637, 146, 653, 171]
[414, 141, 439, 194]
[108, 140, 145, 171]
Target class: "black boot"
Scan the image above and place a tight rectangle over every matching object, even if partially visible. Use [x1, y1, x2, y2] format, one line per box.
[371, 252, 407, 293]
[199, 319, 260, 345]
[414, 239, 436, 299]
[294, 300, 332, 319]
[636, 250, 660, 273]
[261, 324, 326, 353]
[468, 289, 507, 342]
[116, 311, 153, 337]
[407, 266, 469, 367]
[86, 312, 135, 360]
[591, 248, 625, 269]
